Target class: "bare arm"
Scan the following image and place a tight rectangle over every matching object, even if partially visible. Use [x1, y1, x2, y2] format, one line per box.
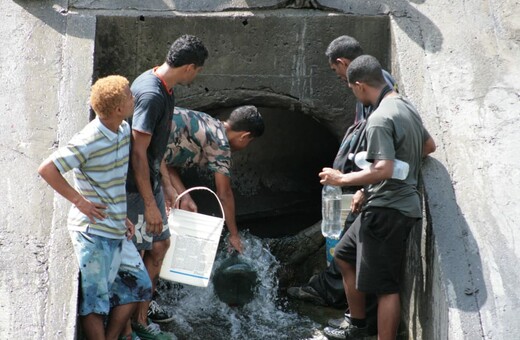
[215, 172, 242, 253]
[322, 128, 435, 201]
[131, 130, 163, 235]
[160, 159, 177, 214]
[37, 158, 107, 223]
[125, 218, 135, 240]
[319, 159, 394, 188]
[423, 136, 436, 157]
[321, 135, 435, 187]
[167, 166, 198, 212]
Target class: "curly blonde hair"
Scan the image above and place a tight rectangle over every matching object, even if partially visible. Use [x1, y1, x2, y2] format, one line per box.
[90, 75, 130, 118]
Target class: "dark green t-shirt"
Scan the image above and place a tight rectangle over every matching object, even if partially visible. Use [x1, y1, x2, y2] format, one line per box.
[364, 94, 428, 218]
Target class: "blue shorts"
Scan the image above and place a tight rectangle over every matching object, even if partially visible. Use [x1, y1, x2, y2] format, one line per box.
[70, 232, 153, 316]
[127, 187, 170, 251]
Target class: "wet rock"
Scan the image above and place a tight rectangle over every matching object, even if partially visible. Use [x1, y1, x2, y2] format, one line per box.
[213, 253, 258, 306]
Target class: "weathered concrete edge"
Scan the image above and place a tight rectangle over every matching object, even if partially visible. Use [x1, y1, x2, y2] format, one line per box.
[389, 12, 485, 340]
[44, 13, 97, 340]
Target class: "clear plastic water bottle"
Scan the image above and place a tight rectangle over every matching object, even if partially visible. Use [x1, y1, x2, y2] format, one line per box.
[348, 151, 409, 180]
[321, 185, 342, 239]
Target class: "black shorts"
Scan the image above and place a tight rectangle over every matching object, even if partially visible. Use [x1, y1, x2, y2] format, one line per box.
[334, 207, 418, 294]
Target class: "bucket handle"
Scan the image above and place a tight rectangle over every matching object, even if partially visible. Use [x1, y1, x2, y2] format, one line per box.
[173, 186, 226, 221]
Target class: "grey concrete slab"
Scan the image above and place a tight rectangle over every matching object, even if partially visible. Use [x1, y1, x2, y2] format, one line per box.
[0, 1, 95, 338]
[70, 0, 285, 12]
[380, 0, 520, 338]
[93, 11, 391, 139]
[0, 1, 71, 338]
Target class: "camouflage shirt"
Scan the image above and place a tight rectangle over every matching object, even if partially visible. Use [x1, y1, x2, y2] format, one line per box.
[164, 107, 231, 177]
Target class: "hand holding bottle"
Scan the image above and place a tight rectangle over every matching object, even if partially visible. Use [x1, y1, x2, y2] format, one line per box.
[319, 167, 344, 186]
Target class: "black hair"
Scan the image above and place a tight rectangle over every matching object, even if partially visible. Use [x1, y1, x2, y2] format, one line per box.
[166, 34, 209, 68]
[325, 35, 364, 63]
[227, 105, 265, 138]
[347, 55, 386, 87]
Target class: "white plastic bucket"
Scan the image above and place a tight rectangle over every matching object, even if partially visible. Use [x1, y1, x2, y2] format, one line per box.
[159, 186, 225, 287]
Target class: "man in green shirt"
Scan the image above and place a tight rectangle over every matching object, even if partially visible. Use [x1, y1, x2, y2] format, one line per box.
[319, 55, 435, 340]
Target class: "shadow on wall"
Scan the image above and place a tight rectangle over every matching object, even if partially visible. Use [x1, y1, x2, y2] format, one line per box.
[16, 0, 443, 53]
[389, 0, 443, 53]
[403, 157, 486, 339]
[307, 0, 443, 53]
[11, 1, 91, 39]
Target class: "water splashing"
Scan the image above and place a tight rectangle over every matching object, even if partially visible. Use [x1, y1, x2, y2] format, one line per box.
[157, 231, 325, 339]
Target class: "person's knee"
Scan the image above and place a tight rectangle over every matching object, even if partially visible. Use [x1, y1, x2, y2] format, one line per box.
[377, 292, 400, 303]
[334, 257, 354, 274]
[148, 238, 171, 264]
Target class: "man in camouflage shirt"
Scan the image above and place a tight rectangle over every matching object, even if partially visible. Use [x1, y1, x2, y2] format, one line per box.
[164, 105, 264, 252]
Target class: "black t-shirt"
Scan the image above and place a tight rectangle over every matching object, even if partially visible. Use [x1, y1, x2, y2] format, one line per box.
[126, 69, 175, 193]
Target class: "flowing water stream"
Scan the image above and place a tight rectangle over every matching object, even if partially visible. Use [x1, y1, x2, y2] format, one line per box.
[158, 232, 328, 339]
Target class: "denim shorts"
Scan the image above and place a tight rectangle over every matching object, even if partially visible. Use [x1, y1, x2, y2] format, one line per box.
[334, 207, 418, 294]
[70, 231, 153, 316]
[127, 188, 171, 251]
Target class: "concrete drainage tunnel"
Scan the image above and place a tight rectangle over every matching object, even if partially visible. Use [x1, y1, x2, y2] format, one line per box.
[8, 0, 520, 338]
[93, 11, 395, 338]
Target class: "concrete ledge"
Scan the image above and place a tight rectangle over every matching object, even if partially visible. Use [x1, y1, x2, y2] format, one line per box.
[71, 0, 287, 12]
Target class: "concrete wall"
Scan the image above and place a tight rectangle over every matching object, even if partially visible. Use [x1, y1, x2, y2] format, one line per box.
[0, 0, 98, 337]
[1, 0, 519, 339]
[384, 0, 520, 338]
[92, 12, 391, 139]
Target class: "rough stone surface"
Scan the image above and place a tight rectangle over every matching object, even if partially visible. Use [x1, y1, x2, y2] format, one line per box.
[1, 0, 519, 339]
[266, 221, 326, 287]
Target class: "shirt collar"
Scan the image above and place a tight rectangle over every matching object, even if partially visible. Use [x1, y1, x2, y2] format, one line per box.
[92, 117, 118, 141]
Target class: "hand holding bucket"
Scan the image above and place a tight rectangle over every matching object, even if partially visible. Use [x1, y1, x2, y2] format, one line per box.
[159, 186, 226, 287]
